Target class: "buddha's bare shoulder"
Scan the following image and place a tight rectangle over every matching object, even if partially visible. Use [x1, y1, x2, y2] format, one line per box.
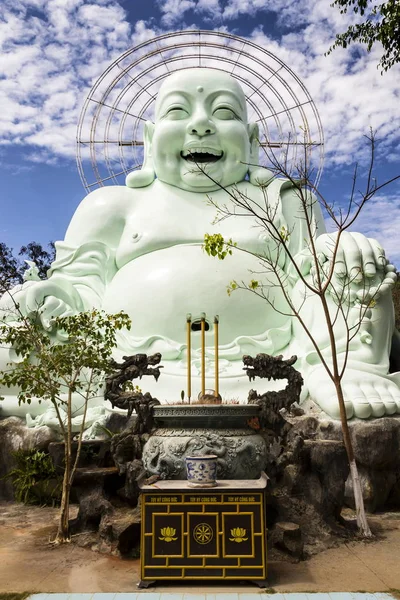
[65, 185, 155, 246]
[69, 184, 155, 226]
[76, 185, 146, 213]
[218, 180, 270, 203]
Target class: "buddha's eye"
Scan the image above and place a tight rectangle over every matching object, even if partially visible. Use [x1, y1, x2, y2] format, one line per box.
[165, 106, 189, 120]
[213, 107, 237, 120]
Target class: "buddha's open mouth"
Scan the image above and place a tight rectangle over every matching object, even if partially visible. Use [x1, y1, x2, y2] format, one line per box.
[181, 148, 223, 163]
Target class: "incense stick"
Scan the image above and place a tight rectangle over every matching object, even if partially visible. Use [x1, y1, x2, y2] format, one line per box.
[214, 315, 219, 397]
[201, 312, 206, 397]
[186, 313, 192, 403]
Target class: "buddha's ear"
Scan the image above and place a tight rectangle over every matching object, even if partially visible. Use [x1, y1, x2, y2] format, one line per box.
[248, 122, 259, 164]
[143, 121, 154, 157]
[247, 122, 274, 187]
[125, 121, 156, 188]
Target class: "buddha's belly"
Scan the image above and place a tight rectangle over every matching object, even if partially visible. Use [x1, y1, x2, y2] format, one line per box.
[102, 245, 289, 345]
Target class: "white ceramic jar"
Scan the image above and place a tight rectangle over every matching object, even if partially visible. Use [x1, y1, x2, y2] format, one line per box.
[185, 454, 218, 488]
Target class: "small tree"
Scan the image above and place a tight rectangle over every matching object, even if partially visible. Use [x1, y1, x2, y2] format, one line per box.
[0, 306, 130, 543]
[203, 131, 399, 537]
[19, 241, 56, 280]
[327, 0, 400, 72]
[0, 243, 22, 288]
[0, 241, 55, 288]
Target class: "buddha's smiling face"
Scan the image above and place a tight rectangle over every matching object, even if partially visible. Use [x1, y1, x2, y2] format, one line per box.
[147, 69, 255, 192]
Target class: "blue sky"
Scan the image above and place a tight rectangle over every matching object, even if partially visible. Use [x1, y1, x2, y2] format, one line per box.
[1, 0, 400, 265]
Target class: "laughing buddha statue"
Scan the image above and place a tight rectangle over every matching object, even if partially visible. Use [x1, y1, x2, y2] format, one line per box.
[1, 68, 399, 421]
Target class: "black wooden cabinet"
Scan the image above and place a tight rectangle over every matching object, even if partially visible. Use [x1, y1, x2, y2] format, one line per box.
[139, 474, 268, 587]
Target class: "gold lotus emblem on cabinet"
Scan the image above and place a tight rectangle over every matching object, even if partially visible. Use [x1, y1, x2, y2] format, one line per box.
[159, 526, 178, 542]
[229, 527, 248, 542]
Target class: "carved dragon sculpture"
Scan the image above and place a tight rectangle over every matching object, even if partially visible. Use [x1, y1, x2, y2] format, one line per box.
[105, 353, 162, 434]
[244, 353, 303, 435]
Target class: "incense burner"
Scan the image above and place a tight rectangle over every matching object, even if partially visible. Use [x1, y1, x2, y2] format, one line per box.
[142, 404, 267, 480]
[185, 454, 218, 487]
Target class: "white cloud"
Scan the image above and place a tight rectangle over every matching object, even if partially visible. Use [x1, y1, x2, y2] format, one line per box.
[0, 0, 398, 182]
[246, 8, 400, 170]
[157, 0, 196, 26]
[151, 0, 400, 172]
[157, 0, 358, 27]
[0, 0, 397, 267]
[0, 0, 155, 164]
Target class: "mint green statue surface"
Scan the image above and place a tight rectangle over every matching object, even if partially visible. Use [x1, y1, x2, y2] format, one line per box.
[1, 68, 399, 422]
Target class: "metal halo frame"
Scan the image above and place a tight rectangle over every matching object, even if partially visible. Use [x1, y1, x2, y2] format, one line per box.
[76, 30, 324, 193]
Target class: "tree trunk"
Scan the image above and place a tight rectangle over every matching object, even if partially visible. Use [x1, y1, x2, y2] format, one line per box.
[320, 293, 372, 538]
[348, 458, 372, 536]
[56, 445, 71, 542]
[336, 382, 372, 537]
[55, 399, 72, 543]
[272, 521, 303, 557]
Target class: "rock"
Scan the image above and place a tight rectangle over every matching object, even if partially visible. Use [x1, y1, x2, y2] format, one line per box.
[48, 440, 115, 475]
[390, 341, 400, 373]
[349, 418, 400, 470]
[278, 439, 348, 521]
[110, 430, 144, 474]
[0, 417, 60, 501]
[387, 475, 400, 507]
[277, 437, 349, 519]
[69, 467, 120, 534]
[289, 414, 400, 513]
[345, 467, 398, 512]
[305, 439, 349, 519]
[265, 429, 352, 559]
[116, 459, 145, 506]
[290, 403, 305, 417]
[104, 412, 136, 434]
[282, 463, 302, 492]
[289, 415, 322, 439]
[305, 415, 400, 471]
[270, 521, 303, 558]
[98, 505, 141, 556]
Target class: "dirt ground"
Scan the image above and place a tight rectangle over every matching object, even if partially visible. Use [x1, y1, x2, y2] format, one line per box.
[0, 502, 400, 594]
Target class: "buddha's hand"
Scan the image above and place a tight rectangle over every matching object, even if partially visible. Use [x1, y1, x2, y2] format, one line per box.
[0, 279, 82, 332]
[313, 232, 397, 303]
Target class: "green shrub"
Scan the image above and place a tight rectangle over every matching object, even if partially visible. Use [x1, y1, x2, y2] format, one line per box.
[3, 449, 62, 506]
